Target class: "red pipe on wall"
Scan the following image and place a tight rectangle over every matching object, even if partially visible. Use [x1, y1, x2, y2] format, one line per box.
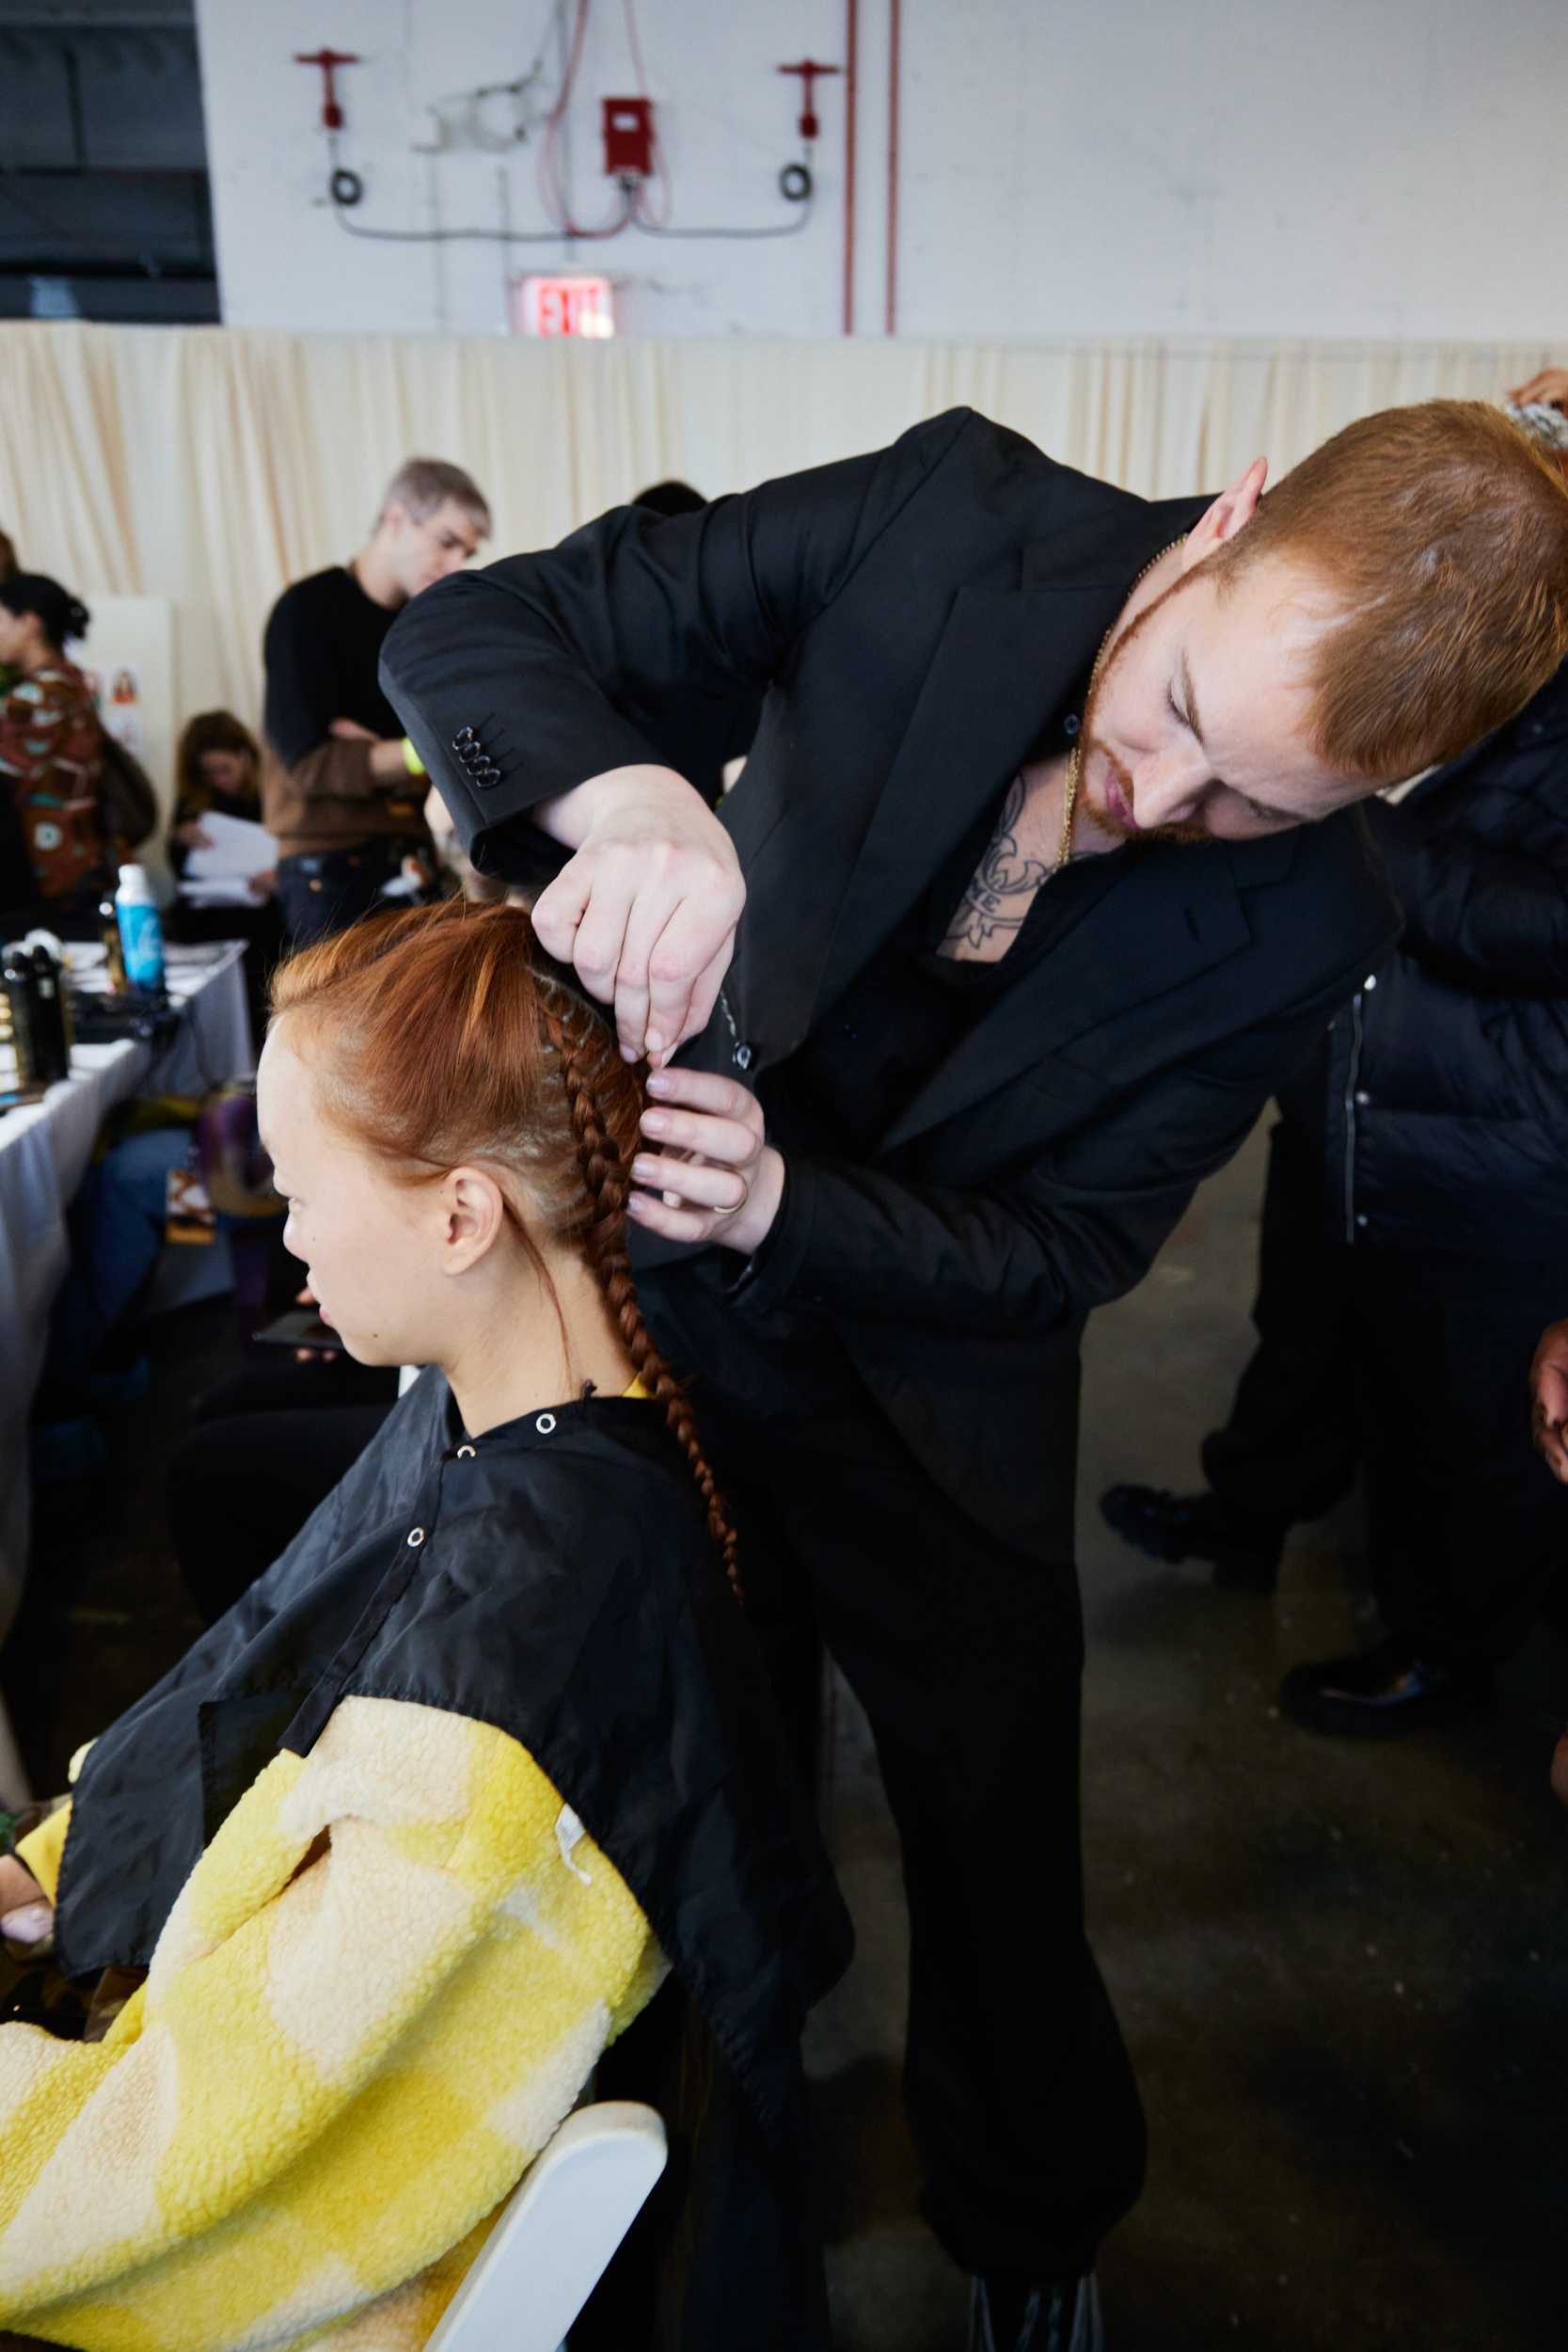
[885, 0, 900, 335]
[842, 0, 858, 335]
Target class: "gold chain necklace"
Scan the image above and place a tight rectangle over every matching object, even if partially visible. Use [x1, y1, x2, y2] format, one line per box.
[1052, 538, 1187, 874]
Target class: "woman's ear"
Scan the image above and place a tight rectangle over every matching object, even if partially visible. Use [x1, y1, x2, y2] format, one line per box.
[440, 1166, 509, 1276]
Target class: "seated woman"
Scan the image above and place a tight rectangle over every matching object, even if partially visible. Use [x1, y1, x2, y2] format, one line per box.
[0, 900, 848, 2352]
[165, 708, 286, 1043]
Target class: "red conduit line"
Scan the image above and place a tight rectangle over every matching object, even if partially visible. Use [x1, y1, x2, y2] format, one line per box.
[843, 0, 858, 335]
[885, 0, 900, 335]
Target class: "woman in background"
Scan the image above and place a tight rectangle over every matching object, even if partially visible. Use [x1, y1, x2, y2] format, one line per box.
[0, 572, 113, 911]
[166, 709, 284, 1041]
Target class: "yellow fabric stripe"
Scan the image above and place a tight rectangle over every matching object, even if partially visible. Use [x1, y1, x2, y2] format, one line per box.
[14, 1802, 70, 1901]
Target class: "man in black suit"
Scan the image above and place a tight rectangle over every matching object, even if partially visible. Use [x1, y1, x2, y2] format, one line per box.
[382, 404, 1568, 2350]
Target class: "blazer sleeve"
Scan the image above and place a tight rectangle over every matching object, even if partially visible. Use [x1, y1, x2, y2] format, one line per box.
[1364, 797, 1568, 996]
[377, 410, 975, 874]
[733, 999, 1351, 1339]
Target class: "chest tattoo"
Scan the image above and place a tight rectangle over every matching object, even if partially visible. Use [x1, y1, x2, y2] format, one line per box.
[939, 770, 1053, 962]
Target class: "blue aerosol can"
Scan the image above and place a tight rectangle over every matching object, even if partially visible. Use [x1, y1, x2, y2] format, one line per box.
[115, 863, 166, 994]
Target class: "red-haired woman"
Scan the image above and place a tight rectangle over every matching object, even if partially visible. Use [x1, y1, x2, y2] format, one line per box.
[0, 900, 847, 2352]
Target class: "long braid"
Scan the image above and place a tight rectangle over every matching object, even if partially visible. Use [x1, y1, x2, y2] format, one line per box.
[539, 988, 745, 1604]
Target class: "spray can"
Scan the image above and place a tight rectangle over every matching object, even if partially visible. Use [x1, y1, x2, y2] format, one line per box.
[115, 863, 166, 994]
[2, 943, 71, 1086]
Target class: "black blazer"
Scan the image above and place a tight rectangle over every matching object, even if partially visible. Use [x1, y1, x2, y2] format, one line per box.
[383, 409, 1402, 1558]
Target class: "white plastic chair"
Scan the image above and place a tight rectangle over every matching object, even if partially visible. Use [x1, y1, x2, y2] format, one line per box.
[425, 2102, 667, 2352]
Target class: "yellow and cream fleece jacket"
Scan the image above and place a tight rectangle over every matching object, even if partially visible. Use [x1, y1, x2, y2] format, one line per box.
[0, 1695, 666, 2352]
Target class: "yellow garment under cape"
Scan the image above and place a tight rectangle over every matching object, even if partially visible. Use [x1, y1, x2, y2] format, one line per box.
[0, 1695, 665, 2351]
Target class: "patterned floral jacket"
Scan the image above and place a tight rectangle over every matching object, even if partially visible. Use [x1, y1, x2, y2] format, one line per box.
[0, 661, 108, 899]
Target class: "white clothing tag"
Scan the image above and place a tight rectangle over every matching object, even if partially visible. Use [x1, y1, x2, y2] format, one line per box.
[555, 1804, 593, 1884]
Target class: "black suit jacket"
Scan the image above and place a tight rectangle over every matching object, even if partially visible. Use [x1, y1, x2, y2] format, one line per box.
[383, 409, 1402, 1558]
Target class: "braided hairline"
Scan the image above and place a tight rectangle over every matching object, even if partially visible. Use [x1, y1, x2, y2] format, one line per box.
[535, 981, 745, 1604]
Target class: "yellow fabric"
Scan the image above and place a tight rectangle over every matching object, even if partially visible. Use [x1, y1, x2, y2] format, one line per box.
[401, 737, 426, 778]
[622, 1376, 653, 1401]
[0, 1696, 666, 2352]
[13, 1804, 69, 1903]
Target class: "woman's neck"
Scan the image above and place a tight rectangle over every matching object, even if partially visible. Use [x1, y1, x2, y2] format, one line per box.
[441, 1248, 637, 1437]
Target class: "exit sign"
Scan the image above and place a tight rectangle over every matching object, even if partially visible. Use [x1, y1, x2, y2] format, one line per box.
[513, 276, 615, 339]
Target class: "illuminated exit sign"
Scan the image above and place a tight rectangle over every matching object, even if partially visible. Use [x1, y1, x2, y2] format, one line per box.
[513, 276, 615, 338]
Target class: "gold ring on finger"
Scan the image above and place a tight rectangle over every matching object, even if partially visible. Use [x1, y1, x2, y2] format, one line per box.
[710, 1177, 751, 1217]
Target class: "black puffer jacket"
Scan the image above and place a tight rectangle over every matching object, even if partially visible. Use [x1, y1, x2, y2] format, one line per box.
[1320, 660, 1568, 1256]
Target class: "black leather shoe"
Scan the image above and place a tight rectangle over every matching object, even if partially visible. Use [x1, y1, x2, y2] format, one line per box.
[1279, 1637, 1494, 1740]
[969, 2274, 1102, 2352]
[1099, 1483, 1285, 1593]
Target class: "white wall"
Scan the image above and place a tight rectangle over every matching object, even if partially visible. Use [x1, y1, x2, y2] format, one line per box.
[194, 0, 1568, 342]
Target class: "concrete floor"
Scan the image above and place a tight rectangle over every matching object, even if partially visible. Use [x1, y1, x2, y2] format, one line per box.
[7, 1119, 1568, 2347]
[806, 1119, 1568, 2351]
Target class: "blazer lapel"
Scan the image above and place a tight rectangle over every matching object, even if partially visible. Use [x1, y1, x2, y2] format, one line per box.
[809, 495, 1212, 1028]
[809, 584, 1114, 1021]
[879, 840, 1256, 1153]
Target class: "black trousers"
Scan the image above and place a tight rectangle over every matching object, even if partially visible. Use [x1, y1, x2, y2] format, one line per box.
[683, 1373, 1146, 2285]
[1203, 1111, 1568, 1664]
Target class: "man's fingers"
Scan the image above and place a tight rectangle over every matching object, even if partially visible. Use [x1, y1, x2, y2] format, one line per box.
[0, 1902, 53, 1945]
[531, 858, 596, 974]
[625, 1189, 719, 1246]
[631, 1153, 750, 1212]
[643, 889, 744, 1062]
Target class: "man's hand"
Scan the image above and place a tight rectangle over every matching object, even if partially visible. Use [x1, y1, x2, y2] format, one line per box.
[0, 1854, 52, 1946]
[626, 1067, 783, 1255]
[1507, 368, 1568, 414]
[531, 768, 745, 1066]
[1529, 1318, 1568, 1481]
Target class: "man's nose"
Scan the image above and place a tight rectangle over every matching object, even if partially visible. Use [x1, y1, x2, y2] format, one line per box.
[1129, 748, 1209, 832]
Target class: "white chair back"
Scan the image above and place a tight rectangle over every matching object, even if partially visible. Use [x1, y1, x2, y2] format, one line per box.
[425, 2101, 667, 2352]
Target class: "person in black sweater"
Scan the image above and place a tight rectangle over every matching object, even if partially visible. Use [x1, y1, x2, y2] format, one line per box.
[261, 457, 490, 944]
[1103, 641, 1568, 1736]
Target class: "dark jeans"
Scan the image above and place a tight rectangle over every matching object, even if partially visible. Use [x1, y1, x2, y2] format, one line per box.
[684, 1375, 1146, 2284]
[274, 839, 429, 947]
[166, 1357, 398, 1623]
[1203, 1112, 1568, 1664]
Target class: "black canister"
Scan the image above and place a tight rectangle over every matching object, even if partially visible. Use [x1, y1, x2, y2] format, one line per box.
[1, 944, 71, 1087]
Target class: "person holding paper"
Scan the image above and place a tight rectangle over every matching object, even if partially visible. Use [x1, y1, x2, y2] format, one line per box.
[166, 710, 284, 1041]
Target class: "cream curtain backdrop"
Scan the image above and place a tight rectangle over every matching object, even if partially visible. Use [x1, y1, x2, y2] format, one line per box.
[0, 321, 1563, 756]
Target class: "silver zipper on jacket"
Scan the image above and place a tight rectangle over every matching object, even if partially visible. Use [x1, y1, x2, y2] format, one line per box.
[1342, 989, 1365, 1245]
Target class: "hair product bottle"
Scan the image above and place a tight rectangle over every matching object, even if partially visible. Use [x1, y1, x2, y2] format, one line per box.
[115, 862, 166, 994]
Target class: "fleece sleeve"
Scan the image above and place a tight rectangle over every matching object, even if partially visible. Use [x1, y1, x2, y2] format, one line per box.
[0, 1696, 665, 2352]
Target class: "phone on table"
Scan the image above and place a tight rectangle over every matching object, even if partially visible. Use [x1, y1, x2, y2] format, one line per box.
[253, 1308, 338, 1349]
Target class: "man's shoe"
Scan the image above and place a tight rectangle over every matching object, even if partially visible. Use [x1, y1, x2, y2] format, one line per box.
[1099, 1483, 1285, 1594]
[1279, 1637, 1494, 1740]
[969, 2273, 1102, 2352]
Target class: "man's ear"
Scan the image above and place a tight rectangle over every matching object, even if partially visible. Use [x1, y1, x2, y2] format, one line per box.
[440, 1167, 508, 1276]
[1180, 456, 1269, 572]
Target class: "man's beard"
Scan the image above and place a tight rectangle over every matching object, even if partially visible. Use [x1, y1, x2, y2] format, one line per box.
[1075, 581, 1211, 848]
[1075, 728, 1210, 849]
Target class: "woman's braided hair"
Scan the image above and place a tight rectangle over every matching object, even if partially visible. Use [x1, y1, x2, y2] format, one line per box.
[270, 898, 742, 1599]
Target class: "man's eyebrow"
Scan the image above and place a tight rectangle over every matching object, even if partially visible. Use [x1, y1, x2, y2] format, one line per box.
[1178, 651, 1206, 747]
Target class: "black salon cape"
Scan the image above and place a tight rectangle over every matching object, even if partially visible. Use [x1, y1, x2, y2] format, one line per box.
[54, 1376, 852, 2350]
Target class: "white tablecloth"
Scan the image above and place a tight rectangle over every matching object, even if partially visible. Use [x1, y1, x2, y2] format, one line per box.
[0, 942, 253, 1798]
